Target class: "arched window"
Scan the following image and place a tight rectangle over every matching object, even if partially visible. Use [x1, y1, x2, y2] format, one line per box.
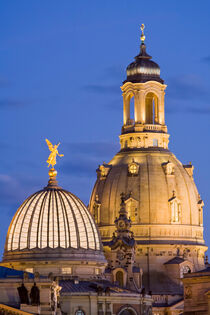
[123, 93, 135, 126]
[118, 308, 137, 315]
[75, 310, 85, 315]
[171, 199, 180, 223]
[116, 270, 124, 287]
[145, 92, 159, 124]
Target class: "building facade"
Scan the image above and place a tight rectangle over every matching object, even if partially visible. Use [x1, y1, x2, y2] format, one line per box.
[0, 27, 208, 315]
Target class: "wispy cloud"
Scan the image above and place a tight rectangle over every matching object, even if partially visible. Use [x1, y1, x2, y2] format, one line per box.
[0, 77, 11, 88]
[0, 99, 26, 108]
[61, 141, 119, 177]
[83, 84, 119, 95]
[63, 141, 119, 157]
[0, 174, 26, 207]
[167, 74, 210, 102]
[103, 65, 124, 80]
[166, 105, 210, 115]
[201, 56, 210, 64]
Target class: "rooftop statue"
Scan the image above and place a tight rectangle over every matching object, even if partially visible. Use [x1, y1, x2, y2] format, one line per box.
[46, 139, 64, 168]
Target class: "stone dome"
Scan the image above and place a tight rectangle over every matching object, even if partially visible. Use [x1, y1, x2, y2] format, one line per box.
[90, 148, 205, 248]
[125, 43, 164, 84]
[3, 173, 105, 265]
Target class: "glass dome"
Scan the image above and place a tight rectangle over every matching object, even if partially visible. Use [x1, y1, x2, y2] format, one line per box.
[6, 189, 100, 252]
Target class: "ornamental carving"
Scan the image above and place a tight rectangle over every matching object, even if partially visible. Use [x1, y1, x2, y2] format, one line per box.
[97, 163, 112, 179]
[128, 159, 139, 176]
[169, 192, 181, 224]
[162, 160, 174, 175]
[185, 286, 192, 299]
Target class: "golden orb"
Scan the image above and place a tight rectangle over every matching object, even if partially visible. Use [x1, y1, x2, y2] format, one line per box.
[49, 167, 57, 178]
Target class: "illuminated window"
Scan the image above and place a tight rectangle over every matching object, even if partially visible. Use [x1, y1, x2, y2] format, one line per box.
[25, 268, 33, 273]
[116, 270, 124, 287]
[95, 268, 100, 275]
[62, 267, 72, 274]
[153, 139, 158, 146]
[171, 199, 180, 223]
[126, 199, 138, 222]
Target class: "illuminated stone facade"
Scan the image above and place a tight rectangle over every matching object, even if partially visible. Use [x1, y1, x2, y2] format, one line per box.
[89, 35, 208, 311]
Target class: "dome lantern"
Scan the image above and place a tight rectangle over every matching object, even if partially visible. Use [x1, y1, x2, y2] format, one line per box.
[121, 25, 168, 151]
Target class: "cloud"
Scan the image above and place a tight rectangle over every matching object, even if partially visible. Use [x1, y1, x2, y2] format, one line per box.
[103, 65, 124, 80]
[201, 56, 210, 64]
[0, 174, 26, 207]
[166, 102, 210, 115]
[61, 141, 119, 177]
[167, 74, 210, 102]
[83, 84, 119, 95]
[0, 99, 26, 108]
[63, 141, 119, 157]
[0, 77, 11, 88]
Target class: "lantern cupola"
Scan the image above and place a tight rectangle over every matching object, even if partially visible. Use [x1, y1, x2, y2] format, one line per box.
[120, 24, 169, 150]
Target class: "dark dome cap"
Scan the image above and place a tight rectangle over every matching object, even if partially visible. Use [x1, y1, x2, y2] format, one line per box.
[124, 42, 164, 84]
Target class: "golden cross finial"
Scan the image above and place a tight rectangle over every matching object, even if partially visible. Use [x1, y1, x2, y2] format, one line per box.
[45, 139, 64, 169]
[140, 23, 145, 43]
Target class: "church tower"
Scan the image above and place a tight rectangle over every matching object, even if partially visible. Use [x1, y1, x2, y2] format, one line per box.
[120, 24, 168, 152]
[90, 25, 207, 305]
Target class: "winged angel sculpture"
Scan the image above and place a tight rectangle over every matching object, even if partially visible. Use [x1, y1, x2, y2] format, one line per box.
[45, 139, 64, 168]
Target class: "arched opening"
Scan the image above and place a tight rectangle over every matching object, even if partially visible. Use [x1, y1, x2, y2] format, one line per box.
[118, 308, 137, 315]
[123, 93, 135, 125]
[129, 96, 134, 123]
[116, 270, 124, 287]
[75, 310, 85, 315]
[145, 92, 159, 124]
[171, 199, 180, 223]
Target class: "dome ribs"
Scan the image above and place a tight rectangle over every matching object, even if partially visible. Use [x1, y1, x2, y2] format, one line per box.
[27, 191, 46, 249]
[36, 191, 48, 249]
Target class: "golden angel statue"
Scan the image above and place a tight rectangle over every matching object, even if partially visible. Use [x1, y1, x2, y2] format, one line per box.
[45, 139, 64, 168]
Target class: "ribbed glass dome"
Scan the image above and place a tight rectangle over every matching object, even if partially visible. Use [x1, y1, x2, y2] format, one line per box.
[5, 178, 101, 253]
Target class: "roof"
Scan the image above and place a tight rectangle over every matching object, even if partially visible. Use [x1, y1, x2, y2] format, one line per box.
[164, 257, 185, 265]
[0, 304, 32, 315]
[125, 43, 164, 84]
[183, 265, 210, 278]
[60, 279, 139, 295]
[3, 176, 105, 265]
[0, 266, 34, 279]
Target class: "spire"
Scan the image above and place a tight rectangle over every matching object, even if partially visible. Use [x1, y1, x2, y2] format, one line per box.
[108, 192, 135, 249]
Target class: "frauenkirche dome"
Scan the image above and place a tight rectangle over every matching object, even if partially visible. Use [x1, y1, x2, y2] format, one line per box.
[89, 26, 207, 295]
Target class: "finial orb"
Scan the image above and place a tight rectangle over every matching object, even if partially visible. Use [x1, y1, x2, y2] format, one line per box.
[49, 168, 57, 178]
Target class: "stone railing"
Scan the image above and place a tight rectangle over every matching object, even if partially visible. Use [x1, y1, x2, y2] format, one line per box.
[143, 124, 162, 131]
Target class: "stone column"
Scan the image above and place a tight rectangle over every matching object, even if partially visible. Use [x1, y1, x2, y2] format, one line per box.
[123, 94, 130, 125]
[137, 90, 145, 124]
[158, 92, 165, 125]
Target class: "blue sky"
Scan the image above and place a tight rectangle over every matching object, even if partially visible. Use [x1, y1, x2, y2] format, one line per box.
[0, 0, 209, 257]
